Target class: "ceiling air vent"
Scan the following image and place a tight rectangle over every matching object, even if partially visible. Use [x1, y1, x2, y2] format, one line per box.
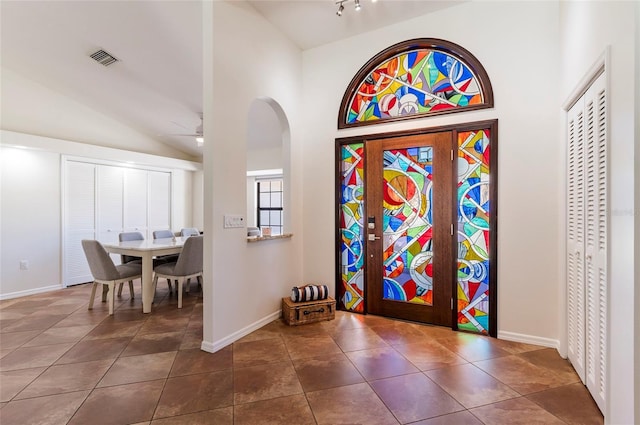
[89, 49, 118, 66]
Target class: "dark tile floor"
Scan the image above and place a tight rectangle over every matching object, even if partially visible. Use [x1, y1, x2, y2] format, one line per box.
[0, 282, 604, 424]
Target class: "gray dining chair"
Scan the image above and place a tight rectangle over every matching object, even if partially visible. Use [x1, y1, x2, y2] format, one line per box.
[81, 239, 142, 315]
[153, 229, 174, 239]
[116, 231, 142, 297]
[151, 229, 181, 292]
[118, 231, 144, 265]
[152, 235, 203, 308]
[180, 227, 199, 237]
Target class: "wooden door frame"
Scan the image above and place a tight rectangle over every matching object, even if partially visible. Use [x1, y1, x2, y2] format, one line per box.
[335, 119, 499, 337]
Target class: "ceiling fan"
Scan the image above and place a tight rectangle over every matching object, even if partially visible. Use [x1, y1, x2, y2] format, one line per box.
[165, 114, 203, 146]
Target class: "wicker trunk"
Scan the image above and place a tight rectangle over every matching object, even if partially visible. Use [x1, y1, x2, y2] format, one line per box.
[282, 297, 336, 326]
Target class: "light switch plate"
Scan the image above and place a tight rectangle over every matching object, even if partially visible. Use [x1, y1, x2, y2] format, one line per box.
[223, 214, 245, 228]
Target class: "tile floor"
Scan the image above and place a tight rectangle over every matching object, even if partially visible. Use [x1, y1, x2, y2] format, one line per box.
[0, 282, 604, 424]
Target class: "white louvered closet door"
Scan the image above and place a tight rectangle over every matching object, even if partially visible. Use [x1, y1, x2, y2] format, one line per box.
[97, 165, 124, 252]
[123, 168, 149, 237]
[567, 98, 586, 383]
[566, 72, 607, 414]
[147, 171, 172, 239]
[583, 73, 607, 413]
[64, 161, 96, 285]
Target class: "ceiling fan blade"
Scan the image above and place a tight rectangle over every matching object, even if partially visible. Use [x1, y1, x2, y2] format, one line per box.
[158, 133, 200, 137]
[169, 120, 189, 131]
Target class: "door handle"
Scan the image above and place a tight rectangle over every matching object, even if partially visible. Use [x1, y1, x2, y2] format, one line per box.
[368, 234, 381, 241]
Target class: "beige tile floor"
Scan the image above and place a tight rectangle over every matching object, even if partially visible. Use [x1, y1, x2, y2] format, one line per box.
[0, 282, 604, 424]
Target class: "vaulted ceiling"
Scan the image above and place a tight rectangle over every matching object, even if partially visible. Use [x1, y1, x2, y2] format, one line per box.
[1, 0, 463, 159]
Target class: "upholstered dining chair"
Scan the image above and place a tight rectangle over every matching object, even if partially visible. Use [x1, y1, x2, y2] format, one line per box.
[81, 239, 142, 315]
[152, 229, 180, 271]
[180, 227, 200, 237]
[152, 235, 203, 308]
[153, 229, 174, 239]
[116, 231, 143, 297]
[118, 231, 144, 265]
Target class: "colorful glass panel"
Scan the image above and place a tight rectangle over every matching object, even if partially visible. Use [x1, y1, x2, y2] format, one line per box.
[382, 147, 434, 305]
[457, 129, 490, 334]
[340, 143, 365, 312]
[346, 49, 483, 126]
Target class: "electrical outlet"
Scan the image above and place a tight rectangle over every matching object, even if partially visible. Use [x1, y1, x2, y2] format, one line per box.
[19, 260, 29, 270]
[223, 214, 245, 228]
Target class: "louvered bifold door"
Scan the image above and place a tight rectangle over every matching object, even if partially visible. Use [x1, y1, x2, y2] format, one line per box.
[64, 161, 97, 285]
[583, 73, 607, 413]
[97, 165, 124, 264]
[566, 71, 607, 414]
[566, 97, 586, 384]
[124, 168, 149, 238]
[148, 171, 172, 239]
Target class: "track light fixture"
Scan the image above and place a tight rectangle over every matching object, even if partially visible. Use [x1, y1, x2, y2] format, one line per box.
[336, 0, 368, 16]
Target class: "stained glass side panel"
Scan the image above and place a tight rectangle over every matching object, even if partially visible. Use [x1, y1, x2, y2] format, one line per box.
[340, 143, 365, 312]
[382, 147, 434, 305]
[347, 49, 483, 125]
[457, 129, 490, 334]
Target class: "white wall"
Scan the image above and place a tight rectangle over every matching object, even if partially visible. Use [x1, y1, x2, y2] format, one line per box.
[559, 2, 637, 423]
[1, 146, 61, 296]
[246, 176, 257, 227]
[302, 1, 561, 344]
[0, 130, 201, 299]
[635, 4, 640, 420]
[1, 67, 194, 161]
[247, 146, 283, 171]
[203, 2, 303, 348]
[192, 170, 204, 231]
[247, 99, 284, 171]
[247, 98, 284, 151]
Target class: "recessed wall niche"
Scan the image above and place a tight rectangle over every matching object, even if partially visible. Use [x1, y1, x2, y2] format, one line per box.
[246, 97, 290, 237]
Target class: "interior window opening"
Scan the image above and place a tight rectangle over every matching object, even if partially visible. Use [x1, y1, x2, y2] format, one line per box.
[246, 97, 290, 239]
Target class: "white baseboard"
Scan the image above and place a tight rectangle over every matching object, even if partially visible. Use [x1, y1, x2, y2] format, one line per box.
[201, 309, 282, 353]
[498, 330, 560, 351]
[0, 284, 64, 301]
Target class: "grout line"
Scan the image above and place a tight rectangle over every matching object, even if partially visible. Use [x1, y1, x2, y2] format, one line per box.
[1, 292, 602, 424]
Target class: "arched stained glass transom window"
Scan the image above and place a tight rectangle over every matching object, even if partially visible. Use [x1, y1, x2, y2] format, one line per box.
[339, 39, 493, 129]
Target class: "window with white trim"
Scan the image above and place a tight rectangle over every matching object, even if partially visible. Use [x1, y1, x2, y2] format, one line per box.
[256, 177, 283, 236]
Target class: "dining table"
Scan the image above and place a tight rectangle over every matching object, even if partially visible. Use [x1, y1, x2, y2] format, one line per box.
[103, 236, 187, 313]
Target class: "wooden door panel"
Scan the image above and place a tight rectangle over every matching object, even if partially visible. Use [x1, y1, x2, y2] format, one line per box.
[365, 132, 454, 326]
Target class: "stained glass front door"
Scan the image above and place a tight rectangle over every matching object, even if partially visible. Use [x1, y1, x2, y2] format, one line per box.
[366, 133, 454, 325]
